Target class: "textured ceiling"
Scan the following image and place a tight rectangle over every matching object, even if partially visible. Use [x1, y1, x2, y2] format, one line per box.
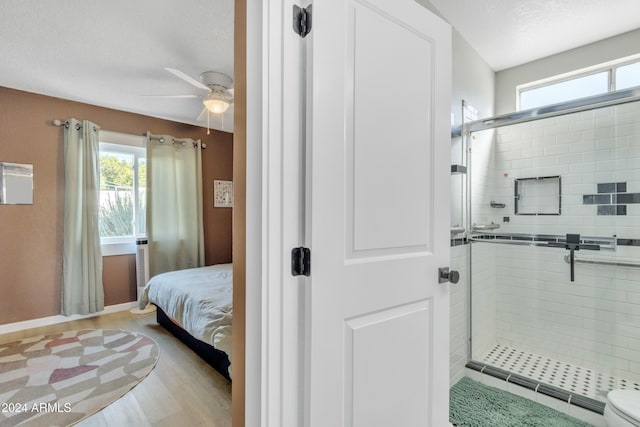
[0, 0, 234, 131]
[2, 0, 639, 131]
[428, 0, 640, 71]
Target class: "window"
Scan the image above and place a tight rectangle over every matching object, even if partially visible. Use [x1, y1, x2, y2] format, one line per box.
[616, 61, 640, 90]
[517, 56, 640, 111]
[520, 72, 609, 111]
[98, 131, 146, 255]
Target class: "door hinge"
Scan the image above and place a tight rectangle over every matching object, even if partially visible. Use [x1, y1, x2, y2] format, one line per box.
[291, 247, 311, 277]
[293, 4, 312, 38]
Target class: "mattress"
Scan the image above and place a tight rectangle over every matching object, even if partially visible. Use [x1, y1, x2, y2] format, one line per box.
[139, 263, 233, 360]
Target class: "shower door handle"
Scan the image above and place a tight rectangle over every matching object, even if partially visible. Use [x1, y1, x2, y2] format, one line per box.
[438, 267, 460, 284]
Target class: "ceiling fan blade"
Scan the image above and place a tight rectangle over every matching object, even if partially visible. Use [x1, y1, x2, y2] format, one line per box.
[197, 107, 208, 123]
[165, 67, 211, 92]
[142, 94, 200, 98]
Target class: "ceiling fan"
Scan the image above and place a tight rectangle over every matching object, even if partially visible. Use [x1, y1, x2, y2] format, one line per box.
[152, 68, 234, 120]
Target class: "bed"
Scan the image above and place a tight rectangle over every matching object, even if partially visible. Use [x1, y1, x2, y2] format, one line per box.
[139, 263, 233, 380]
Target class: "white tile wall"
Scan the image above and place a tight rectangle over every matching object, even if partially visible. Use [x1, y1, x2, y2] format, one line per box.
[473, 101, 640, 238]
[449, 244, 469, 386]
[471, 243, 496, 360]
[470, 129, 497, 228]
[469, 100, 640, 386]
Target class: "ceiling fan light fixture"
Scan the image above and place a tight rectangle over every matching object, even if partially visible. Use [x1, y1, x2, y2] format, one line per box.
[203, 91, 230, 114]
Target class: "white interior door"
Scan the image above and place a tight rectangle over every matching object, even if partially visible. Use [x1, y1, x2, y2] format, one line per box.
[306, 1, 452, 426]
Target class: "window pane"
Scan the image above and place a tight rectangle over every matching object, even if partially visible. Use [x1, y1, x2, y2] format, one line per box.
[616, 61, 640, 90]
[99, 151, 134, 238]
[520, 72, 609, 110]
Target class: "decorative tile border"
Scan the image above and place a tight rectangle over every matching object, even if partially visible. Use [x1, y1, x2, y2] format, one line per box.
[616, 238, 640, 247]
[597, 205, 626, 215]
[582, 181, 640, 216]
[457, 233, 640, 248]
[598, 182, 626, 193]
[470, 232, 617, 249]
[450, 237, 470, 247]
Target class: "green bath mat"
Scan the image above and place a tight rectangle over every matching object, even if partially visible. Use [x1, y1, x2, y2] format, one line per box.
[450, 377, 593, 427]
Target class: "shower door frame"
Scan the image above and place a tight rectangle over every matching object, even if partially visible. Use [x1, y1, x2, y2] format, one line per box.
[461, 86, 640, 412]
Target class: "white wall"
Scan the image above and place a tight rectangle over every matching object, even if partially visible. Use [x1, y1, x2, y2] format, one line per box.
[444, 20, 496, 388]
[415, 0, 495, 123]
[451, 32, 495, 126]
[447, 28, 496, 388]
[416, 0, 497, 386]
[495, 28, 640, 115]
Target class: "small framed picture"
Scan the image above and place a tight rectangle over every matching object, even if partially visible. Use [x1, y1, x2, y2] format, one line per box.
[214, 180, 233, 208]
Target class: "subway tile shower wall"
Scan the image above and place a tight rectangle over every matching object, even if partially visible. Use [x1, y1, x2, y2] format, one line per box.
[469, 100, 640, 384]
[491, 243, 640, 384]
[480, 103, 640, 237]
[449, 244, 469, 386]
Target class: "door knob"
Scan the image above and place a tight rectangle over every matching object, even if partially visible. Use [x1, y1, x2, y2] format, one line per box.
[438, 267, 460, 284]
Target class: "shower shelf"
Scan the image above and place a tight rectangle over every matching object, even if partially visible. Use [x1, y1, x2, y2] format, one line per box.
[470, 232, 616, 250]
[450, 226, 466, 235]
[472, 222, 500, 231]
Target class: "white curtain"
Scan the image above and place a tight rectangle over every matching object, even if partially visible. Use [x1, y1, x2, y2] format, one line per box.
[147, 133, 204, 277]
[62, 118, 104, 315]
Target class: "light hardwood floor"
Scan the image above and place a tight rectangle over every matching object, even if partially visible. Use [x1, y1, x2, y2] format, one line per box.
[0, 310, 232, 427]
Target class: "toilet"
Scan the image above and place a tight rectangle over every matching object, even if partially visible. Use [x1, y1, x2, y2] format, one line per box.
[605, 389, 640, 426]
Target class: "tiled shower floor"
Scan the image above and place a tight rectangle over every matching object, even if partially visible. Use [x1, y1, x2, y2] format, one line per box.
[482, 344, 640, 401]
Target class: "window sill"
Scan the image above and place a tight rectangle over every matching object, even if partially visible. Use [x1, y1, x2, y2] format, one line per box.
[101, 241, 136, 257]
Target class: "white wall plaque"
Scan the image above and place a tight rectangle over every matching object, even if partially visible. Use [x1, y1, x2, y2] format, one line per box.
[214, 180, 233, 208]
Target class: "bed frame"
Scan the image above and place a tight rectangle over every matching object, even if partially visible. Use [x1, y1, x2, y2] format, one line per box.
[156, 307, 231, 381]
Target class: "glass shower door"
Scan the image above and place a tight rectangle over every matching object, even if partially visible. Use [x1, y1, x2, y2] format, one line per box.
[468, 97, 640, 408]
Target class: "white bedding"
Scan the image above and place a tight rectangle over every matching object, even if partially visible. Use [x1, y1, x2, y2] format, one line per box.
[139, 263, 233, 361]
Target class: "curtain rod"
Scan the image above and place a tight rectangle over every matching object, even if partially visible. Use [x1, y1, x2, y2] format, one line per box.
[52, 119, 71, 128]
[51, 119, 97, 132]
[53, 121, 206, 149]
[147, 135, 206, 149]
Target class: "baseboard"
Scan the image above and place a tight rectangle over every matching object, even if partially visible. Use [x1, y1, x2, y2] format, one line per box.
[0, 302, 138, 335]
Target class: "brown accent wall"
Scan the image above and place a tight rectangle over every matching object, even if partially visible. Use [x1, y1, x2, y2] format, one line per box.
[103, 255, 137, 305]
[0, 86, 232, 325]
[203, 132, 234, 266]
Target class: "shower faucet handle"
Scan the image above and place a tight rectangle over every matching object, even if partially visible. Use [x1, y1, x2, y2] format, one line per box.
[438, 267, 460, 284]
[547, 234, 601, 282]
[566, 233, 581, 248]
